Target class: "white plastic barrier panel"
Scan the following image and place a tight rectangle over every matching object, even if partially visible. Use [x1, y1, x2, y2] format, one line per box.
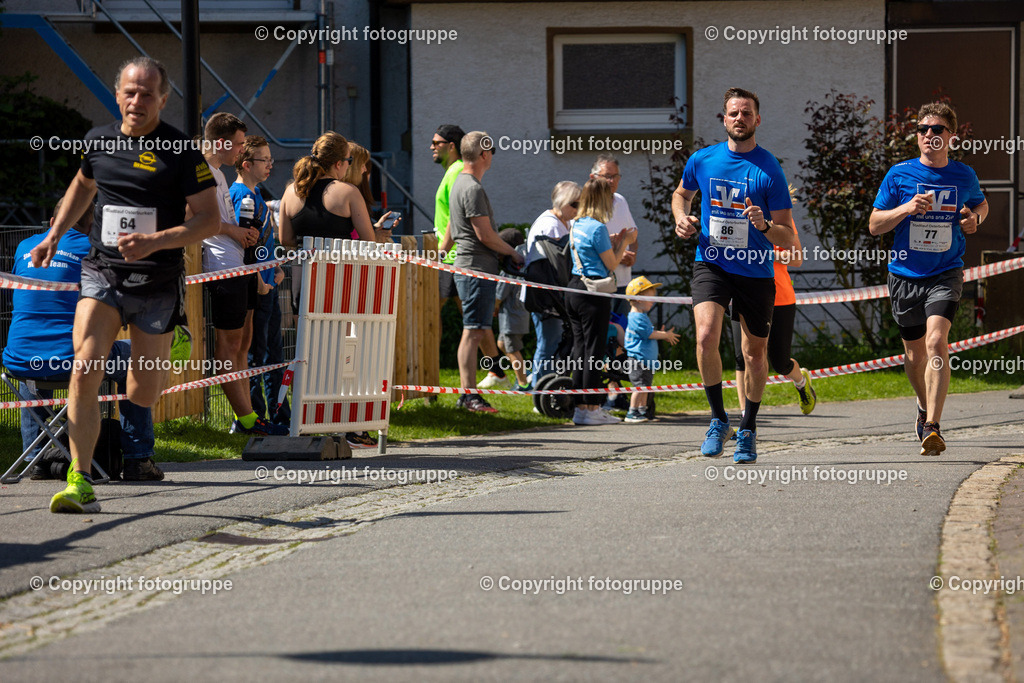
[291, 237, 401, 446]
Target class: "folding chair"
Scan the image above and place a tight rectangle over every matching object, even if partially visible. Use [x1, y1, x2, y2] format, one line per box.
[1, 372, 110, 484]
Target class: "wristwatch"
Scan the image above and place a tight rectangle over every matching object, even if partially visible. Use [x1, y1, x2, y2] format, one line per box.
[757, 220, 773, 234]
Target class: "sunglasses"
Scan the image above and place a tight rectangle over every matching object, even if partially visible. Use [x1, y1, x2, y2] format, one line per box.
[343, 156, 353, 163]
[430, 139, 450, 147]
[917, 124, 950, 135]
[569, 201, 580, 209]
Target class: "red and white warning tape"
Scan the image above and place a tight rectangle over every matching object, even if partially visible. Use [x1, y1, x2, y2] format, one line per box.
[0, 271, 80, 292]
[388, 251, 1024, 307]
[0, 258, 290, 293]
[7, 247, 1024, 309]
[393, 324, 1024, 398]
[379, 251, 678, 304]
[796, 256, 1024, 305]
[0, 361, 296, 411]
[185, 258, 289, 285]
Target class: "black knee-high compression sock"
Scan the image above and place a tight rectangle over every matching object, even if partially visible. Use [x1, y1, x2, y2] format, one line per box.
[739, 400, 760, 432]
[704, 383, 728, 423]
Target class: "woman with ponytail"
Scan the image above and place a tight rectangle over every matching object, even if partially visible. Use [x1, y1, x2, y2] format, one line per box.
[278, 132, 377, 247]
[341, 142, 402, 242]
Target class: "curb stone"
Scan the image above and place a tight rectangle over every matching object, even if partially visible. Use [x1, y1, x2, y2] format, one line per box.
[937, 454, 1024, 683]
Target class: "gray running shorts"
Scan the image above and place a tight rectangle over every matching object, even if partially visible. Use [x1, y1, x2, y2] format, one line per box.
[80, 256, 187, 335]
[887, 267, 963, 330]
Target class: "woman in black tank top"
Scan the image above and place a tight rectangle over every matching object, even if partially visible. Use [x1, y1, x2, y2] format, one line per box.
[278, 132, 377, 247]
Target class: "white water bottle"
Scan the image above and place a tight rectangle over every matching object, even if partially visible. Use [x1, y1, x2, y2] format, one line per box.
[239, 196, 255, 228]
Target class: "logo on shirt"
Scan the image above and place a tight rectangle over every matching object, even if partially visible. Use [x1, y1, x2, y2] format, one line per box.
[709, 178, 746, 211]
[918, 184, 958, 213]
[134, 151, 157, 173]
[196, 161, 213, 184]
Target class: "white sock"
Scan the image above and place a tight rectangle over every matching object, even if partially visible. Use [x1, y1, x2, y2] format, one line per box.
[793, 374, 806, 390]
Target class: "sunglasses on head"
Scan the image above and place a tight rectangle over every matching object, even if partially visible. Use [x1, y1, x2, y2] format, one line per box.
[917, 124, 949, 135]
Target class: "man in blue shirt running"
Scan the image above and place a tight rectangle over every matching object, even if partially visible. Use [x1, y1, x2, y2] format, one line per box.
[672, 87, 799, 464]
[870, 101, 987, 457]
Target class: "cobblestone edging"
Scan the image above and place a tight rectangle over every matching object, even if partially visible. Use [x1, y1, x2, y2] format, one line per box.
[936, 454, 1024, 683]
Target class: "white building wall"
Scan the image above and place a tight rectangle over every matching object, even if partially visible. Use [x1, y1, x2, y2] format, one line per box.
[409, 0, 886, 275]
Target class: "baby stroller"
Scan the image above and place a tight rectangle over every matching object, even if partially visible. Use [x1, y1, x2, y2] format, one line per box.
[532, 316, 656, 420]
[523, 233, 654, 419]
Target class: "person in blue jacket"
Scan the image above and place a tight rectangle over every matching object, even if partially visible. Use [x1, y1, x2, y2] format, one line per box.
[4, 200, 159, 480]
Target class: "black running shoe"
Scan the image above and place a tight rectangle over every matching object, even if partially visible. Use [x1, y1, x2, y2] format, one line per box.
[122, 458, 165, 481]
[458, 394, 498, 413]
[346, 432, 377, 449]
[920, 421, 945, 456]
[915, 405, 927, 441]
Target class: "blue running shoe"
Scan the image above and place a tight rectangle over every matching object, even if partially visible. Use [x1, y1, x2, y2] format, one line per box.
[733, 429, 757, 464]
[701, 418, 734, 457]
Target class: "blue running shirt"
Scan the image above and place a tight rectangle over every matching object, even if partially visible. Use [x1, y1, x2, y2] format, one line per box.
[873, 158, 985, 279]
[681, 142, 792, 278]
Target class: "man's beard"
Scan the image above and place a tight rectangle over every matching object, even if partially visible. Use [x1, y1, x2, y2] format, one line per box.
[727, 127, 754, 143]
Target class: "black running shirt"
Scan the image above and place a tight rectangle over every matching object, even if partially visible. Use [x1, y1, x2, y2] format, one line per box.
[80, 120, 215, 267]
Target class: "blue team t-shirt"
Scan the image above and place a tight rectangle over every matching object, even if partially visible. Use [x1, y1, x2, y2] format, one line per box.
[230, 182, 275, 285]
[625, 311, 658, 364]
[681, 142, 793, 278]
[570, 216, 614, 278]
[3, 230, 91, 377]
[872, 158, 985, 279]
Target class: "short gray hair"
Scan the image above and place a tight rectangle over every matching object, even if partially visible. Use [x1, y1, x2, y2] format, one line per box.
[590, 153, 619, 175]
[115, 57, 171, 97]
[551, 180, 581, 211]
[461, 131, 492, 162]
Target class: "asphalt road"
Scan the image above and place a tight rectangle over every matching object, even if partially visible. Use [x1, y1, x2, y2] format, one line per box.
[1, 390, 1022, 681]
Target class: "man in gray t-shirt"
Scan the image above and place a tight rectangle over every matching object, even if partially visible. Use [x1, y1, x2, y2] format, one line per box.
[438, 131, 523, 413]
[450, 173, 501, 274]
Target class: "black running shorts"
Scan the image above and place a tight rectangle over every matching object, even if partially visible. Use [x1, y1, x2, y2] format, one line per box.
[691, 261, 775, 338]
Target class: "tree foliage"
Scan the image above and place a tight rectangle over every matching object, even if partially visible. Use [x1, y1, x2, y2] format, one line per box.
[639, 100, 704, 298]
[0, 73, 93, 224]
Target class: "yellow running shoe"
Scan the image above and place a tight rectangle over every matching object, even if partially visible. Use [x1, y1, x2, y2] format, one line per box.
[50, 463, 101, 513]
[797, 369, 817, 415]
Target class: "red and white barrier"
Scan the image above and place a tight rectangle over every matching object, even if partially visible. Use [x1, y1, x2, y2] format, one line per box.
[290, 238, 401, 452]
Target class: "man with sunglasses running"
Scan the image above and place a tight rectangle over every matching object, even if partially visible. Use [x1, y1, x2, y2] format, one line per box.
[869, 102, 987, 456]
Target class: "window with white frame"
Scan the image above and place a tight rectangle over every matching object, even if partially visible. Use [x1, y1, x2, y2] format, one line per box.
[549, 30, 689, 132]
